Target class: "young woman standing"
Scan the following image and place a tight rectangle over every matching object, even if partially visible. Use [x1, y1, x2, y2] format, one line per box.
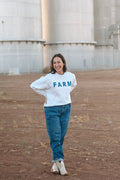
[30, 53, 77, 176]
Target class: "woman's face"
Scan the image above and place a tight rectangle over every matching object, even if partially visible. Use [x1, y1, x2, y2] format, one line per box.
[53, 57, 64, 75]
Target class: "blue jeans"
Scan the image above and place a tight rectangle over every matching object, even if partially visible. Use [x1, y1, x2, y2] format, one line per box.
[44, 104, 71, 162]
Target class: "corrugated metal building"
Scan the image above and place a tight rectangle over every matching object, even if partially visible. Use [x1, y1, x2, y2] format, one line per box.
[0, 0, 120, 74]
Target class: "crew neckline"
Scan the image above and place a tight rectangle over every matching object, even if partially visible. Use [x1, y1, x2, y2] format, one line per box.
[56, 72, 65, 76]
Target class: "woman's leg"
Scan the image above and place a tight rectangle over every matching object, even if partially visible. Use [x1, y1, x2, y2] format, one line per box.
[55, 104, 71, 176]
[44, 106, 64, 162]
[60, 104, 71, 146]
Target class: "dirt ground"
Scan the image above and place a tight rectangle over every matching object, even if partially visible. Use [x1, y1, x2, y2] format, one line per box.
[0, 69, 120, 180]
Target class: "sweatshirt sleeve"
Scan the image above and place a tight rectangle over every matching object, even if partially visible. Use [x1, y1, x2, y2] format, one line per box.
[71, 74, 77, 92]
[30, 75, 51, 97]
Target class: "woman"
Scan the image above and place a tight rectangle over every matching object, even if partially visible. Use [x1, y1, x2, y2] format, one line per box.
[30, 53, 77, 175]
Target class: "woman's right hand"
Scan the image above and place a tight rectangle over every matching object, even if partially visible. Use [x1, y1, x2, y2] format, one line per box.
[45, 97, 47, 104]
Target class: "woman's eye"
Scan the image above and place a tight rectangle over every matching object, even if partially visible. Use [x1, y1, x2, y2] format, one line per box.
[53, 61, 61, 65]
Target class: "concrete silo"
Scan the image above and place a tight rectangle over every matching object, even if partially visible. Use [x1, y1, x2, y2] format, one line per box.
[94, 0, 116, 45]
[0, 0, 44, 74]
[42, 0, 95, 71]
[94, 0, 120, 69]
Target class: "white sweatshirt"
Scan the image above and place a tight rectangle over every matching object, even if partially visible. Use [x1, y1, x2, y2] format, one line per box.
[30, 72, 77, 107]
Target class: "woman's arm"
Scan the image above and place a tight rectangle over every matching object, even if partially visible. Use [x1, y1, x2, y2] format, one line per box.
[71, 74, 77, 92]
[30, 75, 50, 96]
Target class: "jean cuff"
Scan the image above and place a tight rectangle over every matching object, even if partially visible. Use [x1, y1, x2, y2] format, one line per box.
[52, 158, 64, 162]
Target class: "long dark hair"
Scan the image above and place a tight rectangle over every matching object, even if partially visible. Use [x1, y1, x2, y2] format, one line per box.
[49, 53, 67, 74]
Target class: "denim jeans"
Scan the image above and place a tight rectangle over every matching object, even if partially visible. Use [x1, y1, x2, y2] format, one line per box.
[44, 103, 71, 162]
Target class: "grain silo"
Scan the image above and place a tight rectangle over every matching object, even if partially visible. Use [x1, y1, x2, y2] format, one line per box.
[0, 0, 44, 74]
[94, 0, 120, 69]
[94, 0, 116, 45]
[41, 0, 95, 71]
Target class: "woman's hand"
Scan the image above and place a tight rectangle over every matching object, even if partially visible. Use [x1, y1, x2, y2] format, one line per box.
[45, 97, 47, 104]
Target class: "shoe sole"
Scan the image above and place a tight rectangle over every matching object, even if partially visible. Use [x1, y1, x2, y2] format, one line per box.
[51, 170, 60, 174]
[51, 171, 68, 176]
[60, 172, 68, 176]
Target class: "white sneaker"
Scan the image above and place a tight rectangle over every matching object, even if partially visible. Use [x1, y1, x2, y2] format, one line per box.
[55, 160, 68, 176]
[51, 162, 59, 174]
